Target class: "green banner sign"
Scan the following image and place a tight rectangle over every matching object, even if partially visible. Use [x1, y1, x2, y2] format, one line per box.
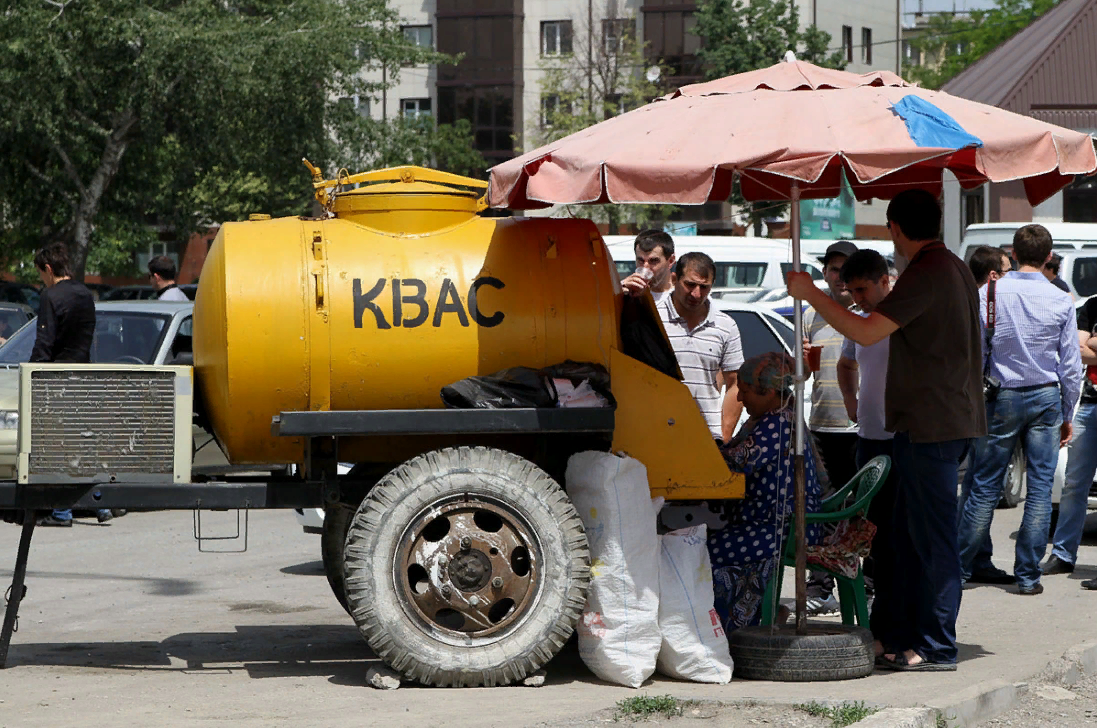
[800, 176, 855, 239]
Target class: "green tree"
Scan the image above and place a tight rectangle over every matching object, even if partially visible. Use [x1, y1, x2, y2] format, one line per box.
[904, 0, 1059, 89]
[528, 6, 675, 234]
[695, 0, 845, 80]
[335, 114, 487, 181]
[0, 0, 449, 280]
[693, 0, 846, 232]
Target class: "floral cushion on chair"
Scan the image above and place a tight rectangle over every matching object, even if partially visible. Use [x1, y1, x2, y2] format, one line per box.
[804, 516, 877, 580]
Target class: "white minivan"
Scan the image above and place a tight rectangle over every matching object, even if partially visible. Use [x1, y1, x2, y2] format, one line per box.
[605, 236, 823, 299]
[959, 222, 1097, 259]
[605, 234, 894, 302]
[958, 223, 1097, 299]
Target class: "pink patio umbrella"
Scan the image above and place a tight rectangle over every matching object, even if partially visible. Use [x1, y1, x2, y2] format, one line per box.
[488, 57, 1097, 635]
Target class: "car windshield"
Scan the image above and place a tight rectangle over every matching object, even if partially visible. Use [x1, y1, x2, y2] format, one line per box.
[724, 310, 795, 359]
[1072, 257, 1097, 297]
[0, 309, 30, 341]
[0, 311, 172, 365]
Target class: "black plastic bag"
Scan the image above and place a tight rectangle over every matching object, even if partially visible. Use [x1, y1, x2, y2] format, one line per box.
[540, 360, 616, 407]
[441, 367, 558, 409]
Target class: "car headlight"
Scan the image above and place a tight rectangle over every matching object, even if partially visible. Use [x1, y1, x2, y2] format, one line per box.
[0, 410, 18, 430]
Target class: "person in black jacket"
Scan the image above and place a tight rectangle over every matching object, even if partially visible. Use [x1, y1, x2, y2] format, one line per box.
[31, 244, 96, 365]
[31, 243, 107, 527]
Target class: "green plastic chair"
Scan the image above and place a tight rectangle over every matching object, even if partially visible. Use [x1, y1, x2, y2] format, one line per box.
[759, 454, 891, 628]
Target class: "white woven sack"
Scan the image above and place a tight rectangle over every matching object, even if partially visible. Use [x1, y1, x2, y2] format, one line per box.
[567, 451, 661, 688]
[656, 525, 734, 683]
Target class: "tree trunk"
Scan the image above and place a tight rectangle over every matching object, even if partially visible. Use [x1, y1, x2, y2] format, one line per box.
[68, 108, 137, 281]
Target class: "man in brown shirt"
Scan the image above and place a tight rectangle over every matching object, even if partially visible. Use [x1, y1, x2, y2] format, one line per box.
[788, 188, 985, 671]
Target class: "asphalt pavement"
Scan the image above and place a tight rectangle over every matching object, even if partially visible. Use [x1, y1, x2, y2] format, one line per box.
[1, 504, 1095, 727]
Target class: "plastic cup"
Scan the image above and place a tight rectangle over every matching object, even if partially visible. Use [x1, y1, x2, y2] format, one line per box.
[807, 345, 823, 373]
[635, 267, 655, 281]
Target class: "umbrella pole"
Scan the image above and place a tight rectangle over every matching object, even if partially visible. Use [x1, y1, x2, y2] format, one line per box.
[789, 181, 808, 635]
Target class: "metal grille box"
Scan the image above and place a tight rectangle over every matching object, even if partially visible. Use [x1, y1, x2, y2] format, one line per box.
[17, 364, 192, 484]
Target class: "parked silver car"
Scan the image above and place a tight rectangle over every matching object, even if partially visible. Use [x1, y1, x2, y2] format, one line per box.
[0, 300, 230, 479]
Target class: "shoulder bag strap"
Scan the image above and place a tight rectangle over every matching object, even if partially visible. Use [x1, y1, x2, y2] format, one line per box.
[984, 278, 996, 374]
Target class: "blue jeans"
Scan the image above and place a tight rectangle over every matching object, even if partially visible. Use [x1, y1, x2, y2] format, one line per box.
[958, 385, 1062, 590]
[957, 457, 995, 573]
[51, 507, 112, 522]
[1051, 401, 1097, 564]
[892, 432, 971, 664]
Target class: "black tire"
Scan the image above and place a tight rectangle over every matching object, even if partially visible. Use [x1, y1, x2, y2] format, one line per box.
[321, 504, 354, 615]
[729, 624, 874, 681]
[998, 446, 1025, 509]
[343, 446, 590, 687]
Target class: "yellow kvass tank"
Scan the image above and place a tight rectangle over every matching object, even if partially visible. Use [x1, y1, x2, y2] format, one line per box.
[193, 165, 741, 500]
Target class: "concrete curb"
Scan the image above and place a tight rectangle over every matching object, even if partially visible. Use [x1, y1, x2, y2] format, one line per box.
[925, 679, 1027, 727]
[905, 641, 1097, 728]
[854, 707, 938, 728]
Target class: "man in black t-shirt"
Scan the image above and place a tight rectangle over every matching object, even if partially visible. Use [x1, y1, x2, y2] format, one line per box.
[1045, 296, 1097, 587]
[788, 189, 985, 672]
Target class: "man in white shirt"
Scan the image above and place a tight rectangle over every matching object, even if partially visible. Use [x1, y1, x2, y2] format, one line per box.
[621, 230, 676, 304]
[149, 256, 189, 301]
[835, 249, 897, 659]
[657, 252, 744, 441]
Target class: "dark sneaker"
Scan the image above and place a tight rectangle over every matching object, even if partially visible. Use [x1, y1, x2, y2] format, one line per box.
[1018, 583, 1044, 595]
[37, 514, 72, 527]
[968, 566, 1016, 584]
[806, 594, 839, 615]
[1081, 579, 1097, 591]
[1041, 555, 1074, 575]
[111, 509, 128, 517]
[97, 511, 114, 523]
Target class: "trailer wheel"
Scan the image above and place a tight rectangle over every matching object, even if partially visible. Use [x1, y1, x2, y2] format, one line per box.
[343, 446, 590, 687]
[321, 504, 354, 615]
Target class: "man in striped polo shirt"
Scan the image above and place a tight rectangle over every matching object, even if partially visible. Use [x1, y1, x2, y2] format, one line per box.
[657, 252, 745, 442]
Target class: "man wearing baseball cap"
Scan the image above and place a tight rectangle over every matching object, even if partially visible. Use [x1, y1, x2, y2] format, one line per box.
[802, 239, 859, 615]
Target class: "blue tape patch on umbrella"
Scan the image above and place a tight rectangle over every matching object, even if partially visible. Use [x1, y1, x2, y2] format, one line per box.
[892, 95, 983, 150]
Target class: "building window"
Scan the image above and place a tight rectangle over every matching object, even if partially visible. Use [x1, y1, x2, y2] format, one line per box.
[403, 25, 433, 49]
[602, 18, 635, 55]
[644, 10, 701, 82]
[541, 20, 573, 56]
[541, 94, 572, 126]
[438, 86, 515, 162]
[902, 40, 922, 66]
[401, 98, 432, 118]
[842, 26, 853, 63]
[1065, 173, 1097, 222]
[338, 95, 371, 118]
[861, 28, 872, 64]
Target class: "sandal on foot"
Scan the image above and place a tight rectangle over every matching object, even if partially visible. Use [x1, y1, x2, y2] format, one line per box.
[880, 653, 956, 672]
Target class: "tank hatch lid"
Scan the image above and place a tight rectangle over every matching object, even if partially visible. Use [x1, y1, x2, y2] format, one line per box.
[305, 163, 489, 234]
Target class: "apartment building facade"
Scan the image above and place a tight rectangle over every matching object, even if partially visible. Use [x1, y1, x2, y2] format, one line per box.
[371, 0, 900, 235]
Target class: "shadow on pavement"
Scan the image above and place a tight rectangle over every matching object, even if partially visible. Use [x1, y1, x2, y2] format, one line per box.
[0, 569, 199, 596]
[279, 560, 325, 576]
[8, 624, 373, 684]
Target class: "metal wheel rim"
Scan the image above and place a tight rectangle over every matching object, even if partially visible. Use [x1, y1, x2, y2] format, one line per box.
[393, 492, 544, 647]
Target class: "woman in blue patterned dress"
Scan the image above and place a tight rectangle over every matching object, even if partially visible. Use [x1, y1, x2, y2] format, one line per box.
[709, 351, 823, 632]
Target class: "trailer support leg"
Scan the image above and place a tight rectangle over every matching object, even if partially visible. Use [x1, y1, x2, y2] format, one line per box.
[0, 509, 36, 669]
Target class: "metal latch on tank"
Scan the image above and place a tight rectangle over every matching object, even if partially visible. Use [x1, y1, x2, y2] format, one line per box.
[311, 231, 328, 317]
